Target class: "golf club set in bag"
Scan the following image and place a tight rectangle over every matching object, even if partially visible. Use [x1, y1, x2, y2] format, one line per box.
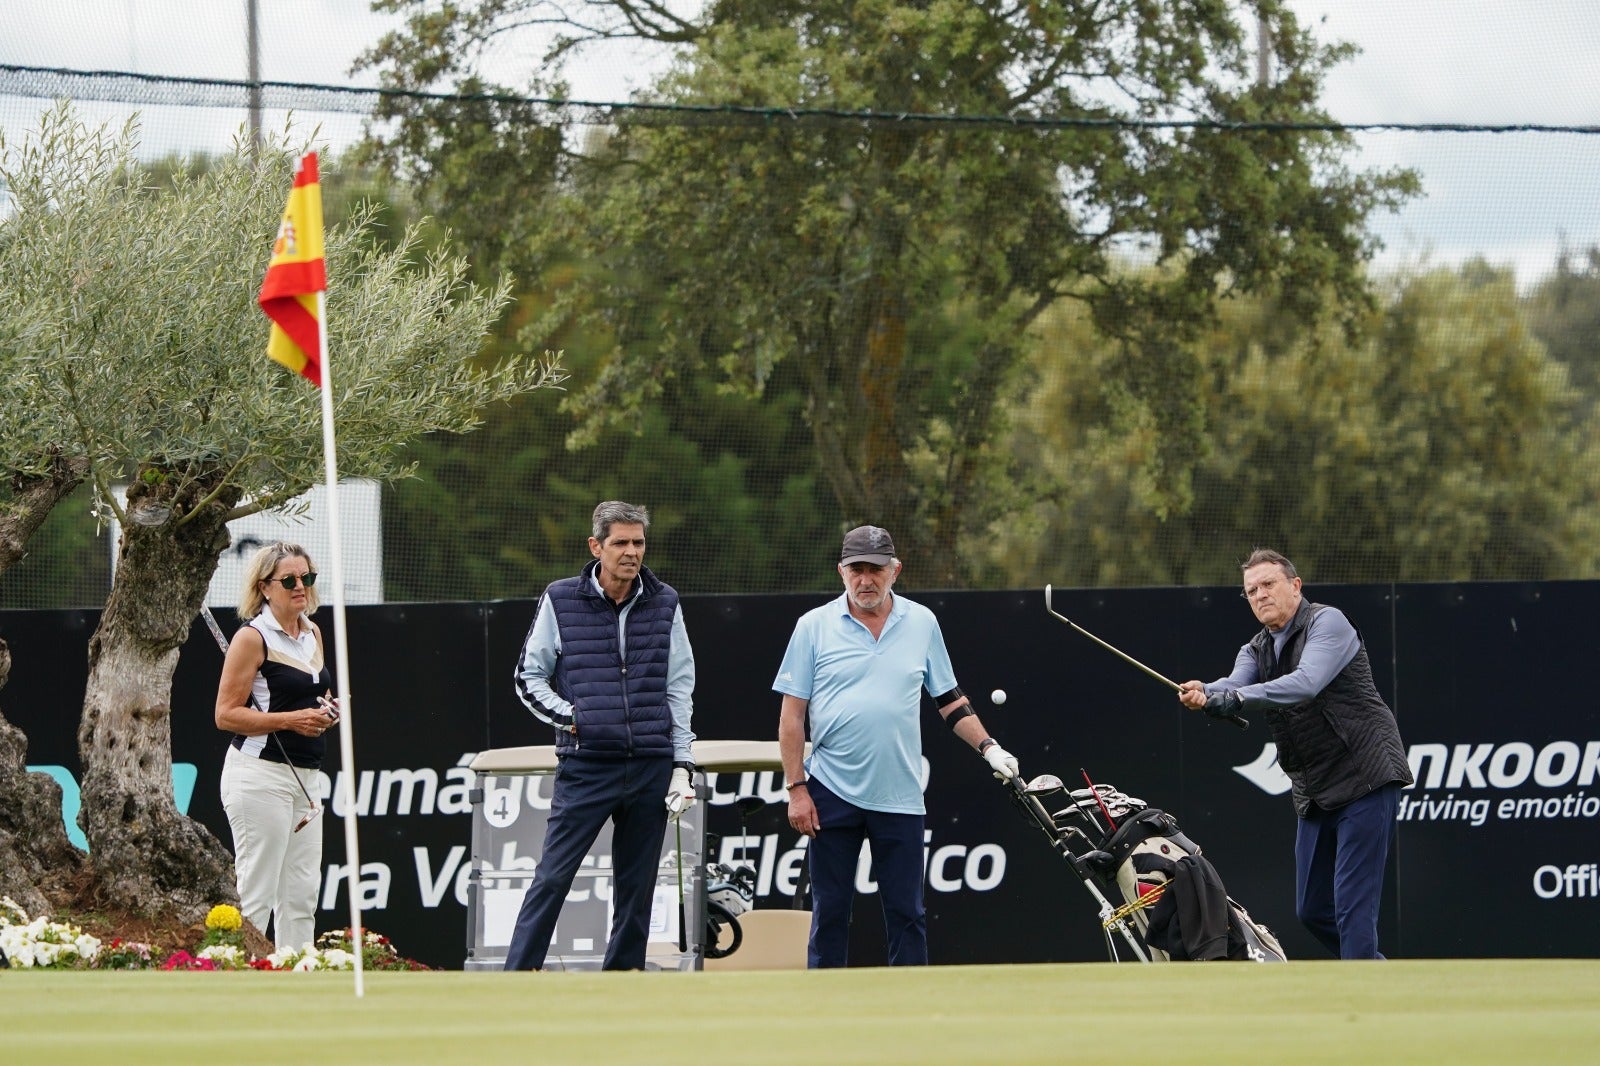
[700, 796, 763, 959]
[1011, 587, 1287, 963]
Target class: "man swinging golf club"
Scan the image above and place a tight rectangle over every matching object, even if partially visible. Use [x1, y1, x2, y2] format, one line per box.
[1177, 548, 1411, 959]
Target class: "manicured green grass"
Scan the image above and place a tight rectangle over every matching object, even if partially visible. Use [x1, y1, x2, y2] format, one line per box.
[2, 960, 1596, 1064]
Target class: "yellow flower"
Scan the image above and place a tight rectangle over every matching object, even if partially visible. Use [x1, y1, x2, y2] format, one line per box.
[205, 904, 243, 932]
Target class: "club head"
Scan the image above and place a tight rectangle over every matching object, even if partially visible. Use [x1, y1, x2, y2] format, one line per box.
[1043, 583, 1072, 624]
[1024, 773, 1066, 797]
[293, 806, 323, 833]
[735, 795, 765, 818]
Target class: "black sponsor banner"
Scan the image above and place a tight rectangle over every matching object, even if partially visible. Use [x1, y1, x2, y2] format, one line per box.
[3, 581, 1597, 967]
[1389, 582, 1600, 956]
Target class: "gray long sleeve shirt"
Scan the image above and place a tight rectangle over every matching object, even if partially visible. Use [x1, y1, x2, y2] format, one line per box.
[1205, 605, 1362, 711]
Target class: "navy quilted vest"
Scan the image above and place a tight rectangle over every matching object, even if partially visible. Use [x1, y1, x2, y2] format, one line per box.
[545, 560, 677, 758]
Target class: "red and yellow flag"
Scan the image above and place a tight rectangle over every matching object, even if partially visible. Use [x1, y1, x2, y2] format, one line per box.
[258, 152, 327, 386]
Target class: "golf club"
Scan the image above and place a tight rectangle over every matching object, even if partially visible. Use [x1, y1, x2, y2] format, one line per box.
[1080, 767, 1119, 832]
[675, 816, 687, 953]
[200, 606, 325, 832]
[1003, 772, 1152, 963]
[1043, 584, 1248, 730]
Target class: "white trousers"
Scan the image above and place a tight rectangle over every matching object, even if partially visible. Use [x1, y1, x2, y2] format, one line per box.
[220, 745, 323, 952]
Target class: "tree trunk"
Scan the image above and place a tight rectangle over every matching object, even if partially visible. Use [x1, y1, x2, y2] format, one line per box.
[77, 470, 242, 919]
[0, 637, 86, 916]
[0, 453, 89, 574]
[0, 456, 92, 914]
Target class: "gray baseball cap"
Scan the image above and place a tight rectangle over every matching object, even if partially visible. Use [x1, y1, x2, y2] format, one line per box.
[839, 525, 896, 566]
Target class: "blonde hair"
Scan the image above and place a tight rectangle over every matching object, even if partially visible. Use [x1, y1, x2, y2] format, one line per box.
[237, 541, 319, 620]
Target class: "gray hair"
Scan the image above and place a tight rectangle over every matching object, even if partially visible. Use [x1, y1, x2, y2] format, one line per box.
[238, 541, 319, 620]
[592, 500, 650, 542]
[1241, 548, 1298, 581]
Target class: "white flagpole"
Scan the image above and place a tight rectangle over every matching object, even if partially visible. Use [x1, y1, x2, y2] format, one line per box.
[315, 288, 365, 997]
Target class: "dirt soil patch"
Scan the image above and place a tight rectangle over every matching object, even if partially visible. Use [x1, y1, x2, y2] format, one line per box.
[49, 871, 274, 958]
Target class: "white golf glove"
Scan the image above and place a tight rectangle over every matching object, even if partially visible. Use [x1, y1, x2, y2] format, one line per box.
[982, 742, 1019, 782]
[665, 766, 695, 818]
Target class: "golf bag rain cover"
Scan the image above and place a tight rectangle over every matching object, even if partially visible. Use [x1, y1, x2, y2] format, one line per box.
[1097, 808, 1286, 962]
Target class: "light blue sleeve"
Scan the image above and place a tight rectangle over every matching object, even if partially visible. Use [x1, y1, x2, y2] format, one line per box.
[922, 616, 958, 698]
[773, 614, 816, 699]
[668, 604, 696, 762]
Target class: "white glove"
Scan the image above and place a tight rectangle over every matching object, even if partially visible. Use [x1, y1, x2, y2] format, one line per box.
[665, 766, 695, 818]
[982, 742, 1019, 782]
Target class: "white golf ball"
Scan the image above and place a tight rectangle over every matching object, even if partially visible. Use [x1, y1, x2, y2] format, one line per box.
[990, 688, 1007, 706]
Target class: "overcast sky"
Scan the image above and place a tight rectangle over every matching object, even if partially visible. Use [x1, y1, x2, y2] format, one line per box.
[3, 0, 1598, 282]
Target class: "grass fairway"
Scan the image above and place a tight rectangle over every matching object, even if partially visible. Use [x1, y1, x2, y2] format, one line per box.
[3, 959, 1596, 1064]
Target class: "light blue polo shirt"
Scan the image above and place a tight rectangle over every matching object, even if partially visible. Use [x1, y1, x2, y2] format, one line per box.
[772, 591, 958, 815]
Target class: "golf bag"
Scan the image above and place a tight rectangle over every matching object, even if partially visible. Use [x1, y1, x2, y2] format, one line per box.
[1008, 775, 1287, 963]
[702, 861, 757, 959]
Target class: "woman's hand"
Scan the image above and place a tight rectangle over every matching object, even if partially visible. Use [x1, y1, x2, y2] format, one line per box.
[317, 694, 342, 723]
[285, 707, 335, 737]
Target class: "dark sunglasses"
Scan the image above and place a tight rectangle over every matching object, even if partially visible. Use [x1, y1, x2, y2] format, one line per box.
[266, 572, 317, 590]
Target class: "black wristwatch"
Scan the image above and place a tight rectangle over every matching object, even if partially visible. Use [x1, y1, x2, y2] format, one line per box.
[673, 760, 697, 773]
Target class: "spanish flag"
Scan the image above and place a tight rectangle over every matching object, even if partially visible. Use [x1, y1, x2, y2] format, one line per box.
[259, 152, 327, 385]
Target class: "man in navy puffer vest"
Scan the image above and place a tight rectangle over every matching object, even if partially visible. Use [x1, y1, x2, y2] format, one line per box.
[504, 500, 697, 971]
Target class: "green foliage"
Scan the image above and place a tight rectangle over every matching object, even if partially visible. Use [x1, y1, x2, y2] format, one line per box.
[985, 263, 1600, 585]
[358, 0, 1417, 587]
[383, 353, 839, 600]
[0, 483, 110, 609]
[0, 102, 563, 577]
[1524, 245, 1600, 400]
[312, 927, 431, 971]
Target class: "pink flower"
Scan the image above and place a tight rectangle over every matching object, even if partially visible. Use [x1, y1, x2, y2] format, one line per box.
[161, 950, 216, 971]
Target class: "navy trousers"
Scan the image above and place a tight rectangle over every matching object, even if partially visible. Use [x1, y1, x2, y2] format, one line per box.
[503, 755, 673, 971]
[805, 776, 928, 968]
[1294, 781, 1401, 959]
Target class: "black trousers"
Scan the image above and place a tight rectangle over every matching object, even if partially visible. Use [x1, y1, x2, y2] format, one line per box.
[503, 755, 673, 971]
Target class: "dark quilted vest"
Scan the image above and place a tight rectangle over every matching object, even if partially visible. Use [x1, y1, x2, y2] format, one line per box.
[544, 560, 677, 758]
[1254, 599, 1413, 816]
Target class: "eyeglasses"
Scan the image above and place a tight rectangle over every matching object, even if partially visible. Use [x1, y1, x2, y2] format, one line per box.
[266, 572, 317, 590]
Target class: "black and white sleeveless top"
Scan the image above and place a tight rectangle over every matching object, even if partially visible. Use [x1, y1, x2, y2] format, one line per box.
[229, 612, 332, 769]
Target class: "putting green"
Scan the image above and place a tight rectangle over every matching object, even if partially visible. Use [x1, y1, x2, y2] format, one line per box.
[2, 959, 1596, 1064]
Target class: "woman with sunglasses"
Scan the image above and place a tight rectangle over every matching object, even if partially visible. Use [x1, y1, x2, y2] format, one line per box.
[214, 541, 339, 952]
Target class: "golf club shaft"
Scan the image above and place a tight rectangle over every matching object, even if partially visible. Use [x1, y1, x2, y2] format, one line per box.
[1060, 614, 1182, 691]
[1081, 768, 1119, 831]
[676, 816, 687, 953]
[1043, 585, 1248, 730]
[201, 606, 323, 825]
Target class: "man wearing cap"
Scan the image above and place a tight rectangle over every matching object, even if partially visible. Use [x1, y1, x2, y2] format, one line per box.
[774, 525, 1020, 967]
